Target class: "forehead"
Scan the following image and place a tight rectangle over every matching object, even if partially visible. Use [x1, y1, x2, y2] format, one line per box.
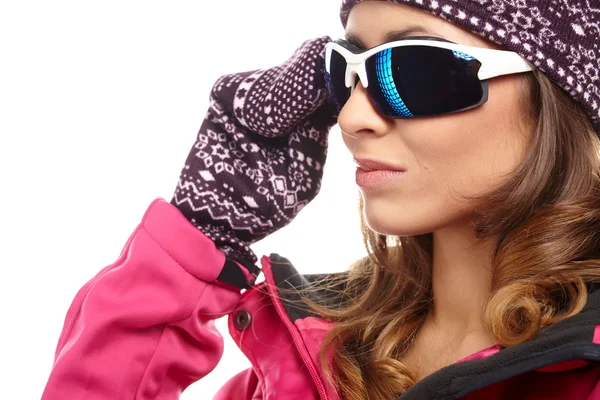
[345, 1, 491, 49]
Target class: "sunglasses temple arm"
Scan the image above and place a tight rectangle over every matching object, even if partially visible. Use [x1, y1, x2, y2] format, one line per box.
[477, 53, 534, 80]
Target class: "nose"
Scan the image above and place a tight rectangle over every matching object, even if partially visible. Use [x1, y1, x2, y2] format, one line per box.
[337, 80, 393, 140]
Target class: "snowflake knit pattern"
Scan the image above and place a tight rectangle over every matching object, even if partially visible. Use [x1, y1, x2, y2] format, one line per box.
[171, 37, 338, 264]
[340, 0, 600, 136]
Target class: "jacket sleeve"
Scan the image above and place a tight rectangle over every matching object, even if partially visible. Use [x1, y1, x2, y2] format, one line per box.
[41, 198, 256, 400]
[213, 368, 260, 399]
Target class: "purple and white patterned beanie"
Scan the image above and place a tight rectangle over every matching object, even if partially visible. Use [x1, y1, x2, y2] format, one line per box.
[339, 0, 600, 135]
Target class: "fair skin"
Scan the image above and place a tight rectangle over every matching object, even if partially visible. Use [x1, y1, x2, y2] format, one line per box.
[340, 1, 535, 380]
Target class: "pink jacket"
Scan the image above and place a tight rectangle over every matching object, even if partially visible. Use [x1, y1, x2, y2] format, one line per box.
[42, 198, 600, 400]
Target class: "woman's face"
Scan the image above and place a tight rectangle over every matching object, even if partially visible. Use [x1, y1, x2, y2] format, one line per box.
[340, 1, 535, 236]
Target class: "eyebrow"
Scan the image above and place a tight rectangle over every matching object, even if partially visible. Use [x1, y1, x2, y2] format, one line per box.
[344, 26, 440, 49]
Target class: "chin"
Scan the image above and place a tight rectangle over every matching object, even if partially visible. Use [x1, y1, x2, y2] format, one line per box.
[362, 206, 409, 236]
[361, 196, 437, 237]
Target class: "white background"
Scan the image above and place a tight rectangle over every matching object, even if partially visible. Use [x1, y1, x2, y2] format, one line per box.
[0, 1, 368, 398]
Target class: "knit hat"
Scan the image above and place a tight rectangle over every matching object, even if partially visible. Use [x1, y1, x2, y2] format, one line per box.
[339, 0, 600, 135]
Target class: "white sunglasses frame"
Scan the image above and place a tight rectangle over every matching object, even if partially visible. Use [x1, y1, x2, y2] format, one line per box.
[324, 38, 535, 92]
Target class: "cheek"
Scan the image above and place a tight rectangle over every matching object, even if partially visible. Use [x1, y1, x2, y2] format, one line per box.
[458, 78, 530, 193]
[361, 79, 530, 236]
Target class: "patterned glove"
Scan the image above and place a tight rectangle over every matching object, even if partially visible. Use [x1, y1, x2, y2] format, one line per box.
[170, 36, 338, 267]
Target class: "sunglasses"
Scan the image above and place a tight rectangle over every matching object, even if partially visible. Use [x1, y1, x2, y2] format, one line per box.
[324, 36, 534, 118]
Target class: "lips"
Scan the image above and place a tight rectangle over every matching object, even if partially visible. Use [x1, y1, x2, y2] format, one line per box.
[354, 157, 407, 189]
[353, 157, 406, 172]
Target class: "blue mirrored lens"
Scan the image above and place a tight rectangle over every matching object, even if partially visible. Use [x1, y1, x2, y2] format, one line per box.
[375, 49, 413, 117]
[366, 45, 484, 117]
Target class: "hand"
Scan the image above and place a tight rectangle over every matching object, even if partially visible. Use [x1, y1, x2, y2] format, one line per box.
[171, 36, 338, 265]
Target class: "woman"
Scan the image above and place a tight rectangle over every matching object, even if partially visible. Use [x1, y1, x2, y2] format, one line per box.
[42, 0, 600, 399]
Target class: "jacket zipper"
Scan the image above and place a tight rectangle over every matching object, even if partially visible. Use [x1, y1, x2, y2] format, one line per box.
[262, 256, 329, 400]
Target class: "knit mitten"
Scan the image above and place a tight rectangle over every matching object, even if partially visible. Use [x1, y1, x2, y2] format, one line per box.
[171, 36, 338, 267]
